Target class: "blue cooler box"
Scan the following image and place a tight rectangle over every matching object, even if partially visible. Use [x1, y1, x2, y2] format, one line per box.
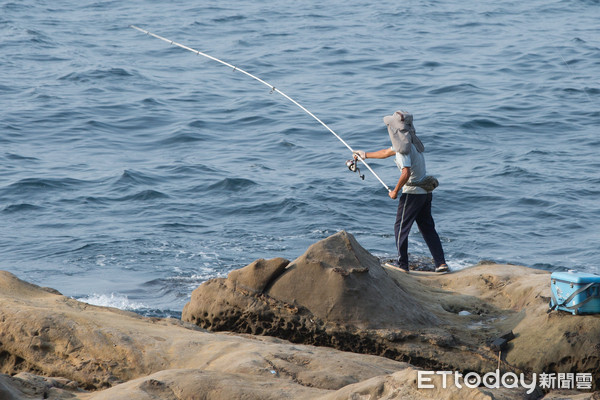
[550, 271, 600, 315]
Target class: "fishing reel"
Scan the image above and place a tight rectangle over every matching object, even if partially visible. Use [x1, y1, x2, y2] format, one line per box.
[346, 159, 365, 180]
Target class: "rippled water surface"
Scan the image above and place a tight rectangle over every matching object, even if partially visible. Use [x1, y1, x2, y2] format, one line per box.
[1, 0, 598, 316]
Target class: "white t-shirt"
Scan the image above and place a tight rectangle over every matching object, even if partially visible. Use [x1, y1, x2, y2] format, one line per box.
[392, 144, 427, 194]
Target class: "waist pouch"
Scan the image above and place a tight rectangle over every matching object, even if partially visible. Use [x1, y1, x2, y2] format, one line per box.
[406, 176, 439, 192]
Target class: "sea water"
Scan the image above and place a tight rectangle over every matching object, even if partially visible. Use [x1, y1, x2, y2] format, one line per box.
[1, 0, 598, 317]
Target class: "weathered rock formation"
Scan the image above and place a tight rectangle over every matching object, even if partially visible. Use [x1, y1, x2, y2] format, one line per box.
[182, 231, 503, 372]
[183, 231, 600, 391]
[431, 264, 600, 383]
[0, 269, 417, 398]
[1, 231, 598, 399]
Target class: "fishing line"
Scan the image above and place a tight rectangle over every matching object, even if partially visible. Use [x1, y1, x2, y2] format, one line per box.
[556, 46, 593, 103]
[130, 25, 391, 192]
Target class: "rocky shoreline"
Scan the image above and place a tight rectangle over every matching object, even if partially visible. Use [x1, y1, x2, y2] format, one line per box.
[1, 231, 598, 399]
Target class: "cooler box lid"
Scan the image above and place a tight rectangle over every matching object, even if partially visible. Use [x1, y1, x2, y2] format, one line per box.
[551, 270, 600, 284]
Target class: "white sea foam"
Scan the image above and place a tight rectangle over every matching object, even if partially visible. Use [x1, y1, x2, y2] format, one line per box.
[76, 293, 147, 311]
[447, 259, 474, 272]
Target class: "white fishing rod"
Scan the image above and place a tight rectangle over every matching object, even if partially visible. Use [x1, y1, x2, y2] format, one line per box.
[130, 25, 391, 192]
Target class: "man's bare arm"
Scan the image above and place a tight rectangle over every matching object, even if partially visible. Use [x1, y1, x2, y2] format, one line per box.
[389, 167, 410, 199]
[365, 148, 395, 159]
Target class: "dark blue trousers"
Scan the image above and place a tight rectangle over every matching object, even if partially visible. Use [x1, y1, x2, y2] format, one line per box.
[394, 192, 446, 268]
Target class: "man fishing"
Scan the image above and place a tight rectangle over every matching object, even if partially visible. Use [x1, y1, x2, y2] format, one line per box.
[130, 29, 448, 273]
[354, 111, 448, 273]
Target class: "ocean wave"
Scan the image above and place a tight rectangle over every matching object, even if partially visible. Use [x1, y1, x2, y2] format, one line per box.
[232, 197, 310, 217]
[154, 131, 209, 146]
[159, 222, 208, 231]
[490, 165, 533, 178]
[266, 139, 300, 150]
[25, 28, 54, 46]
[2, 2, 32, 11]
[0, 84, 16, 93]
[422, 61, 442, 68]
[212, 15, 246, 23]
[84, 116, 166, 134]
[59, 68, 138, 83]
[116, 190, 169, 202]
[0, 177, 90, 196]
[428, 83, 483, 96]
[113, 170, 162, 187]
[5, 153, 40, 161]
[141, 97, 165, 106]
[2, 203, 43, 213]
[76, 293, 148, 311]
[155, 164, 220, 176]
[69, 190, 169, 205]
[460, 118, 504, 129]
[206, 177, 258, 191]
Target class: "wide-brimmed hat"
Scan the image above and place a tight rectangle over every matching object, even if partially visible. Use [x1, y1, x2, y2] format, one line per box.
[383, 111, 424, 154]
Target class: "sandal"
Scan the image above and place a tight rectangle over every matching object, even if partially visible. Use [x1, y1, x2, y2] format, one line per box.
[435, 264, 449, 273]
[384, 260, 409, 273]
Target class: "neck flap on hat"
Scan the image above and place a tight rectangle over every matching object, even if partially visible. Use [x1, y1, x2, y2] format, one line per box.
[383, 111, 425, 154]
